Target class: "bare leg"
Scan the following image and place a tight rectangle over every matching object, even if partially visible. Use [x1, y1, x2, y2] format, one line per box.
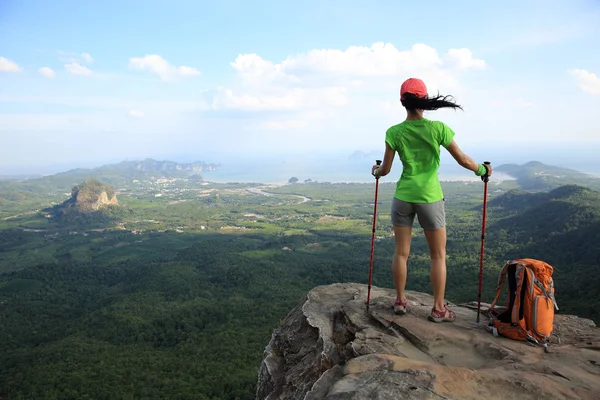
[423, 227, 447, 310]
[392, 225, 412, 306]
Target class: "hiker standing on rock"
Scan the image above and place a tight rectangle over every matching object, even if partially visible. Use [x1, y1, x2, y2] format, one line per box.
[372, 78, 492, 323]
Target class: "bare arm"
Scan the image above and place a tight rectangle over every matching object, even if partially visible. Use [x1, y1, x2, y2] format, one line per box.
[445, 140, 484, 174]
[372, 142, 396, 177]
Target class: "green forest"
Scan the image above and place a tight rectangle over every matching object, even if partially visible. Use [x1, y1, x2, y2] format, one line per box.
[1, 164, 599, 399]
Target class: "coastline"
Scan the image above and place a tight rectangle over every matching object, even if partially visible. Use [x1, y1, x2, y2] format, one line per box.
[199, 157, 526, 185]
[204, 172, 518, 185]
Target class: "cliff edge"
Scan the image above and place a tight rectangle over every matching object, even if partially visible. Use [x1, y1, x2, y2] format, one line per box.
[256, 283, 600, 400]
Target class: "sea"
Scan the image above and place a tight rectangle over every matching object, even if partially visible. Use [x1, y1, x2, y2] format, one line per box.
[200, 148, 600, 185]
[202, 156, 516, 185]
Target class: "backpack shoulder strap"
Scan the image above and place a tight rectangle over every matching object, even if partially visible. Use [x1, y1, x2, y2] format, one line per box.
[511, 262, 528, 324]
[490, 260, 513, 310]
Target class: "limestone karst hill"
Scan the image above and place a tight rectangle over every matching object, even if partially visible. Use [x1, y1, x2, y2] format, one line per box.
[256, 283, 600, 400]
[67, 178, 119, 212]
[49, 178, 121, 226]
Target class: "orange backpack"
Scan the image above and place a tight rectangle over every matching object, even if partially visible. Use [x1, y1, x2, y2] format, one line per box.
[488, 258, 559, 348]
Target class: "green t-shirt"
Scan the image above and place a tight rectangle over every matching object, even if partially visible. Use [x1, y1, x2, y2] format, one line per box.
[385, 118, 455, 203]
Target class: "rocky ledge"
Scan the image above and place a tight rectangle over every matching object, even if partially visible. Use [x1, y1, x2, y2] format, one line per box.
[256, 283, 600, 400]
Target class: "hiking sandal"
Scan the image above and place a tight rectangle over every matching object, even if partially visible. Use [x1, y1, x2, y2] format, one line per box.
[428, 304, 456, 323]
[393, 299, 408, 315]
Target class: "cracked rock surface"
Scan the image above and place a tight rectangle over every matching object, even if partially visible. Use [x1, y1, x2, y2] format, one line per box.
[256, 283, 600, 400]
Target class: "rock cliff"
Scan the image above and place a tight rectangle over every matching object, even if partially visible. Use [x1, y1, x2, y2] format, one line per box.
[256, 283, 600, 400]
[70, 179, 119, 212]
[50, 179, 120, 225]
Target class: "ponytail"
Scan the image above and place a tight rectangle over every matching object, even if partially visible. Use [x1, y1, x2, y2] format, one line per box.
[401, 93, 463, 111]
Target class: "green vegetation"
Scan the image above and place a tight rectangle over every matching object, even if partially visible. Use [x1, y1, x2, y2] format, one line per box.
[487, 184, 600, 319]
[1, 165, 599, 399]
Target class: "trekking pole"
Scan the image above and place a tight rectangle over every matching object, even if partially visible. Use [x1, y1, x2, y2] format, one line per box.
[476, 161, 491, 323]
[366, 159, 382, 311]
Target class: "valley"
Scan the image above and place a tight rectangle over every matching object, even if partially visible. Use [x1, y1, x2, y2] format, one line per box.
[1, 160, 599, 399]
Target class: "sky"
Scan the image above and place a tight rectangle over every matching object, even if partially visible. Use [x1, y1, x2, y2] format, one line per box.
[1, 0, 599, 174]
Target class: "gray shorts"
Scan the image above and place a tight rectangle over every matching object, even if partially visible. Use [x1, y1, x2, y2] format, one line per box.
[391, 197, 446, 230]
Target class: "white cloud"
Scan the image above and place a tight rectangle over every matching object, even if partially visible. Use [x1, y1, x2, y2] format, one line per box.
[128, 110, 145, 119]
[58, 51, 94, 64]
[445, 48, 486, 70]
[213, 87, 348, 111]
[38, 67, 56, 79]
[58, 50, 80, 63]
[128, 55, 201, 82]
[281, 43, 444, 76]
[0, 56, 21, 72]
[211, 42, 486, 117]
[65, 63, 93, 76]
[81, 53, 94, 63]
[568, 68, 600, 94]
[178, 66, 201, 77]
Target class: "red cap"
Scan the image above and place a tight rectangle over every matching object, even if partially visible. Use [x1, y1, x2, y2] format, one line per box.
[400, 78, 428, 100]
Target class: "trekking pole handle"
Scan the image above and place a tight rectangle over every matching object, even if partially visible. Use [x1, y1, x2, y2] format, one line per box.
[374, 160, 382, 180]
[482, 161, 491, 183]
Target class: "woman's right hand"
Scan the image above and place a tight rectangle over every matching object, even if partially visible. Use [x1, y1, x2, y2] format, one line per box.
[371, 164, 380, 177]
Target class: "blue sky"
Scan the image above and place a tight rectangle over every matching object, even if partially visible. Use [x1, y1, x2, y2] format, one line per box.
[1, 0, 599, 174]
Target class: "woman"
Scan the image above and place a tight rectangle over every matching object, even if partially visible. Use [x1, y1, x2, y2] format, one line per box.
[372, 78, 491, 323]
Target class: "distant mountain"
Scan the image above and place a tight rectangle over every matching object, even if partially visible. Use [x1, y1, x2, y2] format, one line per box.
[56, 168, 92, 176]
[0, 174, 43, 181]
[98, 159, 219, 173]
[30, 158, 218, 191]
[348, 151, 381, 161]
[495, 161, 600, 191]
[58, 158, 219, 176]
